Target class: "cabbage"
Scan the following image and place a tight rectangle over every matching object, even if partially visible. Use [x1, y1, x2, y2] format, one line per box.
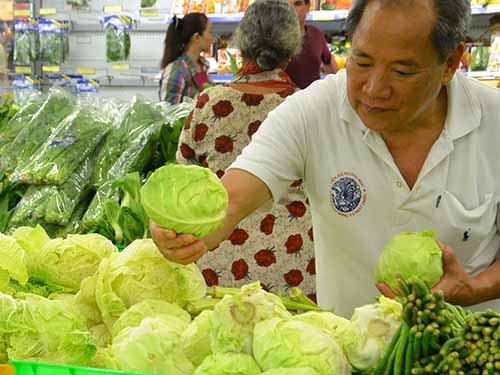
[90, 324, 111, 348]
[261, 368, 319, 375]
[194, 352, 262, 375]
[28, 234, 117, 291]
[110, 317, 194, 375]
[95, 239, 206, 330]
[141, 164, 228, 238]
[1, 292, 96, 365]
[376, 231, 443, 291]
[74, 275, 103, 328]
[0, 233, 29, 293]
[12, 225, 50, 257]
[211, 282, 291, 355]
[253, 318, 351, 375]
[344, 296, 402, 372]
[181, 309, 213, 366]
[112, 299, 191, 337]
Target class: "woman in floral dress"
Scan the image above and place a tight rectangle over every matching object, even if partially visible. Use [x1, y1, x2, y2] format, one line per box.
[176, 0, 316, 299]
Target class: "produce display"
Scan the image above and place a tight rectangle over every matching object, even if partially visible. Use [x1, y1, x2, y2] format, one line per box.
[104, 15, 132, 63]
[0, 90, 193, 244]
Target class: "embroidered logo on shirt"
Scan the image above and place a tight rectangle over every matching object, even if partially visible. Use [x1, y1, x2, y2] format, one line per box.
[330, 172, 367, 217]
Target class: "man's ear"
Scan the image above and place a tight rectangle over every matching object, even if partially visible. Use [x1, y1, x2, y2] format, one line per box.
[442, 42, 465, 85]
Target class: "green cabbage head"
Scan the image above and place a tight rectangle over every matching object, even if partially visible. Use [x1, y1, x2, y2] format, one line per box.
[141, 164, 228, 238]
[12, 224, 50, 258]
[110, 317, 194, 375]
[253, 318, 351, 375]
[112, 299, 191, 338]
[0, 234, 29, 294]
[181, 309, 213, 366]
[211, 282, 291, 355]
[261, 368, 319, 375]
[376, 231, 443, 291]
[195, 352, 262, 375]
[95, 239, 206, 330]
[28, 234, 117, 292]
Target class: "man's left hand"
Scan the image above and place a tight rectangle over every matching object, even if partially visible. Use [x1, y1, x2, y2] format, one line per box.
[431, 241, 477, 306]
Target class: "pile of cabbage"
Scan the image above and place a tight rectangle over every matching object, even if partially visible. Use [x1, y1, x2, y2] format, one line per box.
[0, 225, 404, 375]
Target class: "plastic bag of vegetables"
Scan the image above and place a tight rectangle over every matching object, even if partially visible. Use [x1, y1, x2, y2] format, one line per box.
[13, 20, 38, 66]
[104, 15, 132, 63]
[39, 19, 65, 66]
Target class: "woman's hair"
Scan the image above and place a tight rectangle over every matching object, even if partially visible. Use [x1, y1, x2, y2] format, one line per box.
[233, 0, 302, 71]
[161, 13, 208, 69]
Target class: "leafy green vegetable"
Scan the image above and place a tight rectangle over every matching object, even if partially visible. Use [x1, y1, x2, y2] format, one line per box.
[74, 275, 103, 328]
[112, 299, 191, 338]
[13, 21, 37, 66]
[0, 93, 22, 146]
[1, 292, 96, 365]
[253, 317, 351, 375]
[66, 0, 88, 6]
[181, 309, 213, 366]
[159, 116, 185, 164]
[194, 352, 262, 375]
[110, 317, 194, 375]
[81, 182, 118, 239]
[0, 88, 76, 175]
[14, 106, 111, 185]
[28, 233, 116, 292]
[141, 164, 228, 238]
[0, 234, 29, 294]
[39, 20, 66, 66]
[0, 173, 27, 232]
[141, 0, 157, 7]
[211, 282, 291, 354]
[106, 26, 131, 63]
[260, 369, 319, 375]
[376, 231, 443, 291]
[12, 224, 51, 256]
[95, 239, 206, 330]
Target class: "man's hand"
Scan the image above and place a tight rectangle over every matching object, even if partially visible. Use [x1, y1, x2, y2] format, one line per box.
[431, 241, 476, 306]
[150, 221, 207, 265]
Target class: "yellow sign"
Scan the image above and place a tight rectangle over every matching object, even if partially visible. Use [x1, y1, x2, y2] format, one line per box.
[141, 9, 159, 17]
[40, 8, 57, 15]
[15, 66, 32, 74]
[104, 5, 123, 13]
[111, 64, 130, 71]
[77, 67, 97, 75]
[14, 9, 31, 17]
[42, 65, 61, 73]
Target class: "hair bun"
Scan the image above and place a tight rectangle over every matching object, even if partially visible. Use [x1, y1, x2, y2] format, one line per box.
[256, 49, 281, 71]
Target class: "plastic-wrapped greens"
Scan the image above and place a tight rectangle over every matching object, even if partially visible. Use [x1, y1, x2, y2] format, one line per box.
[9, 186, 50, 226]
[104, 15, 132, 63]
[11, 76, 42, 107]
[91, 97, 164, 187]
[141, 0, 157, 7]
[55, 196, 90, 238]
[66, 0, 89, 7]
[14, 20, 38, 66]
[81, 182, 117, 238]
[0, 93, 44, 149]
[39, 19, 66, 66]
[13, 102, 111, 185]
[0, 88, 76, 175]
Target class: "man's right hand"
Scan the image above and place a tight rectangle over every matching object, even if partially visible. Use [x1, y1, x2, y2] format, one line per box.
[150, 221, 208, 265]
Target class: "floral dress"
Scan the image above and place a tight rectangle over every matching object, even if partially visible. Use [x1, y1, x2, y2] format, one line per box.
[176, 63, 316, 300]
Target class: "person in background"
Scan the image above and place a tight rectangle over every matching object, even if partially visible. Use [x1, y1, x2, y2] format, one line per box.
[286, 0, 338, 88]
[0, 23, 12, 83]
[160, 13, 215, 104]
[175, 0, 316, 298]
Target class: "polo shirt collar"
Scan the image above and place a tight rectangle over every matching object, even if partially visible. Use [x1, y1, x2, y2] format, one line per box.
[339, 70, 483, 140]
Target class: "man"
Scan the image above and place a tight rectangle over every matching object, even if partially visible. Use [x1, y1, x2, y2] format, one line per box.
[286, 0, 338, 88]
[152, 0, 500, 317]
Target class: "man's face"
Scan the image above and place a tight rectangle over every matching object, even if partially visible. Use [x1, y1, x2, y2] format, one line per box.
[346, 0, 456, 134]
[288, 0, 308, 26]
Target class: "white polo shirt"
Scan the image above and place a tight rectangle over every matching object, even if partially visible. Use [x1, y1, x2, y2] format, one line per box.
[229, 69, 500, 317]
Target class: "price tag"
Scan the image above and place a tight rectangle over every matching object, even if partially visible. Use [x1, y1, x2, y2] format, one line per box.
[111, 64, 130, 71]
[14, 9, 31, 17]
[77, 67, 97, 75]
[104, 5, 123, 13]
[141, 9, 159, 17]
[42, 65, 61, 73]
[40, 8, 57, 15]
[15, 66, 32, 74]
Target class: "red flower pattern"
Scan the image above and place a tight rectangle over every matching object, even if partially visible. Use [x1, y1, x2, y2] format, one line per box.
[306, 258, 316, 275]
[212, 100, 234, 118]
[232, 259, 249, 281]
[308, 227, 314, 242]
[254, 248, 277, 267]
[184, 111, 193, 130]
[180, 143, 195, 160]
[193, 123, 209, 142]
[241, 93, 264, 107]
[287, 201, 307, 219]
[247, 120, 262, 138]
[228, 229, 250, 246]
[196, 93, 210, 109]
[215, 135, 234, 153]
[284, 269, 304, 287]
[202, 268, 219, 286]
[285, 234, 303, 254]
[216, 169, 225, 179]
[260, 214, 276, 235]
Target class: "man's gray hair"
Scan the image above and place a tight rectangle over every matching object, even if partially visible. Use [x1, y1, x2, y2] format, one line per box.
[233, 0, 302, 71]
[345, 0, 471, 63]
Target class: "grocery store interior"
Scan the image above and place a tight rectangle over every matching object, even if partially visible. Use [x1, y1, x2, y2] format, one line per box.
[1, 0, 500, 374]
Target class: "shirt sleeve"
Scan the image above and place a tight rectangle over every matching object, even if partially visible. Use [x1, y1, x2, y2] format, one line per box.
[228, 91, 310, 204]
[320, 31, 332, 65]
[163, 61, 186, 105]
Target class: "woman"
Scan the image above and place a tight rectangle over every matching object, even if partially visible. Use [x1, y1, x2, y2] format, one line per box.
[160, 13, 215, 104]
[176, 0, 317, 299]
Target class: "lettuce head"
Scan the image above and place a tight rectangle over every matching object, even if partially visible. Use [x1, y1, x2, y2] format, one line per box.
[141, 164, 228, 238]
[211, 282, 291, 355]
[112, 299, 191, 338]
[95, 239, 206, 330]
[29, 234, 117, 291]
[0, 234, 29, 293]
[181, 309, 213, 366]
[261, 368, 319, 375]
[110, 317, 194, 375]
[194, 352, 262, 375]
[376, 231, 443, 291]
[253, 318, 351, 375]
[74, 275, 103, 328]
[12, 224, 50, 258]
